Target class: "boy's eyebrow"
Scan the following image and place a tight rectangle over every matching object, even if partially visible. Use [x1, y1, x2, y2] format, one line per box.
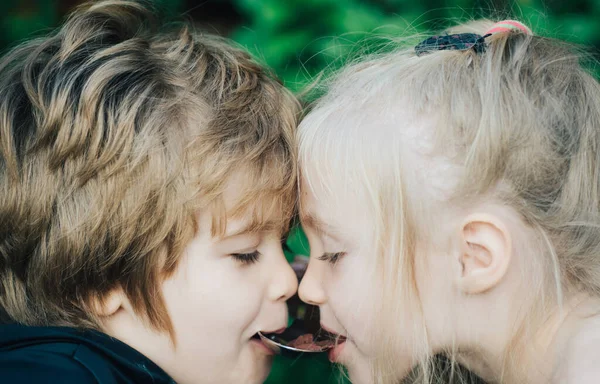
[221, 219, 284, 238]
[221, 227, 253, 238]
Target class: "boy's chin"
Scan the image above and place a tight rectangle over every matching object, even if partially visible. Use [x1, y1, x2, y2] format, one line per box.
[239, 345, 274, 384]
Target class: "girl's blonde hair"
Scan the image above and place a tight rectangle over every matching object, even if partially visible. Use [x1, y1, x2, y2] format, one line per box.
[299, 19, 600, 383]
[0, 0, 299, 337]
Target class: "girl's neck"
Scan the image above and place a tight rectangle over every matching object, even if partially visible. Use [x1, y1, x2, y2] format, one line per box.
[456, 293, 600, 383]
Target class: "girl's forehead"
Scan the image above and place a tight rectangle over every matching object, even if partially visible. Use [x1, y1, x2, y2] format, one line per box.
[300, 173, 371, 232]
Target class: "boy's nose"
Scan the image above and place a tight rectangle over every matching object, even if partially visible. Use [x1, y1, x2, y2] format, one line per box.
[298, 259, 327, 306]
[268, 255, 298, 302]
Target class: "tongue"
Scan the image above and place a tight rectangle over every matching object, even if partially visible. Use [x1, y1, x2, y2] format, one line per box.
[288, 333, 341, 350]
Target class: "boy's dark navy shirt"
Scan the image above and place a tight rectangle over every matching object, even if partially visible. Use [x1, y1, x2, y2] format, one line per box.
[0, 322, 175, 383]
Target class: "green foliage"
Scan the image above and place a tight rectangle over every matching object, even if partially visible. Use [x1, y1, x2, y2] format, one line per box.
[230, 0, 425, 91]
[230, 0, 600, 90]
[0, 0, 57, 50]
[1, 1, 598, 85]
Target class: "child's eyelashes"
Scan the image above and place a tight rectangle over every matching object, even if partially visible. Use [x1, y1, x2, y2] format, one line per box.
[317, 252, 345, 265]
[231, 251, 261, 265]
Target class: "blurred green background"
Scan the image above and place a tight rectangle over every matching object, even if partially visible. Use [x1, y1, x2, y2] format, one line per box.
[1, 0, 598, 92]
[1, 1, 597, 383]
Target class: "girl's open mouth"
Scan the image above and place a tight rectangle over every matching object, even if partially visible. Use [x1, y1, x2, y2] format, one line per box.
[317, 325, 348, 362]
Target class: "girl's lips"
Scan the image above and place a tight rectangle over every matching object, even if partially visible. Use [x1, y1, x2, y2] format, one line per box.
[319, 323, 340, 335]
[320, 323, 348, 362]
[319, 323, 348, 342]
[328, 339, 346, 362]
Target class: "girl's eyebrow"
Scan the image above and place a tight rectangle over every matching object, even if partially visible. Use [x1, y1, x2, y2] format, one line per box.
[300, 212, 342, 242]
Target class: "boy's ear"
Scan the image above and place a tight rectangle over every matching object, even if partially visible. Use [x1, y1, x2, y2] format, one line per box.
[93, 288, 127, 317]
[457, 214, 511, 294]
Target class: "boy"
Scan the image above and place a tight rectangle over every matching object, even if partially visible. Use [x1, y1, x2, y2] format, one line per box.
[0, 1, 299, 383]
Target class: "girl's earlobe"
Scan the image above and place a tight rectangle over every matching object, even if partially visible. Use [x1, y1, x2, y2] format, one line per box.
[456, 214, 512, 294]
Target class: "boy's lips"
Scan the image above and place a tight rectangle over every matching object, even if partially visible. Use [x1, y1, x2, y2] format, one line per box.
[250, 327, 286, 356]
[250, 325, 285, 342]
[250, 338, 276, 356]
[259, 327, 286, 335]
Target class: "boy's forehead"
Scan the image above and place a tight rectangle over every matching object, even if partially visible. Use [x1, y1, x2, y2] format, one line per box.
[221, 210, 287, 237]
[221, 172, 250, 207]
[207, 175, 290, 237]
[199, 195, 290, 239]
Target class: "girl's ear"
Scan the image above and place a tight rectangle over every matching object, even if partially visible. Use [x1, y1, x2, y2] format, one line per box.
[456, 214, 512, 294]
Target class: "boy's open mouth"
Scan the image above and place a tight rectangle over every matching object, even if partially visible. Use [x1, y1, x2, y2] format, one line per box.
[251, 327, 285, 341]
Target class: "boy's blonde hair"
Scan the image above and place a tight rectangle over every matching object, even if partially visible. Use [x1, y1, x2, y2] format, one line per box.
[299, 19, 600, 383]
[0, 0, 299, 336]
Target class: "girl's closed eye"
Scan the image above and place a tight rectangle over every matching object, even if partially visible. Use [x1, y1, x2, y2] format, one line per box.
[317, 252, 346, 265]
[230, 250, 261, 265]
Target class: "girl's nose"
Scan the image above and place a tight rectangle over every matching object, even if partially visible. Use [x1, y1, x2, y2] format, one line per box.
[298, 259, 327, 306]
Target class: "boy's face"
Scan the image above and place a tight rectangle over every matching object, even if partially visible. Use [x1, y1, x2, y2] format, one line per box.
[102, 179, 298, 384]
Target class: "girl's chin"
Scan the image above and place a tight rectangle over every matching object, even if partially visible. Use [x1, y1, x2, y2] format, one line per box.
[333, 342, 369, 382]
[341, 344, 411, 384]
[346, 364, 374, 384]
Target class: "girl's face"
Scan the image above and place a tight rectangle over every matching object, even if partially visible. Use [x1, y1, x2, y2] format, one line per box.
[103, 180, 299, 384]
[299, 175, 420, 383]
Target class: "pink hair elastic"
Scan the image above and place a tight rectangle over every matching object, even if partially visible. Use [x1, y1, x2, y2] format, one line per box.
[485, 20, 533, 36]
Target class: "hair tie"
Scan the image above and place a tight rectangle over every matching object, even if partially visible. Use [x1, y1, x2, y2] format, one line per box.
[414, 20, 533, 56]
[415, 33, 489, 57]
[485, 20, 533, 36]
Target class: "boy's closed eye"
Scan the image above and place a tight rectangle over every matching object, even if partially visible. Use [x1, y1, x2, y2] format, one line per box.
[230, 251, 261, 265]
[218, 232, 261, 264]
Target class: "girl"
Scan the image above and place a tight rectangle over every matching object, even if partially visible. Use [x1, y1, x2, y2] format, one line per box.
[298, 20, 600, 383]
